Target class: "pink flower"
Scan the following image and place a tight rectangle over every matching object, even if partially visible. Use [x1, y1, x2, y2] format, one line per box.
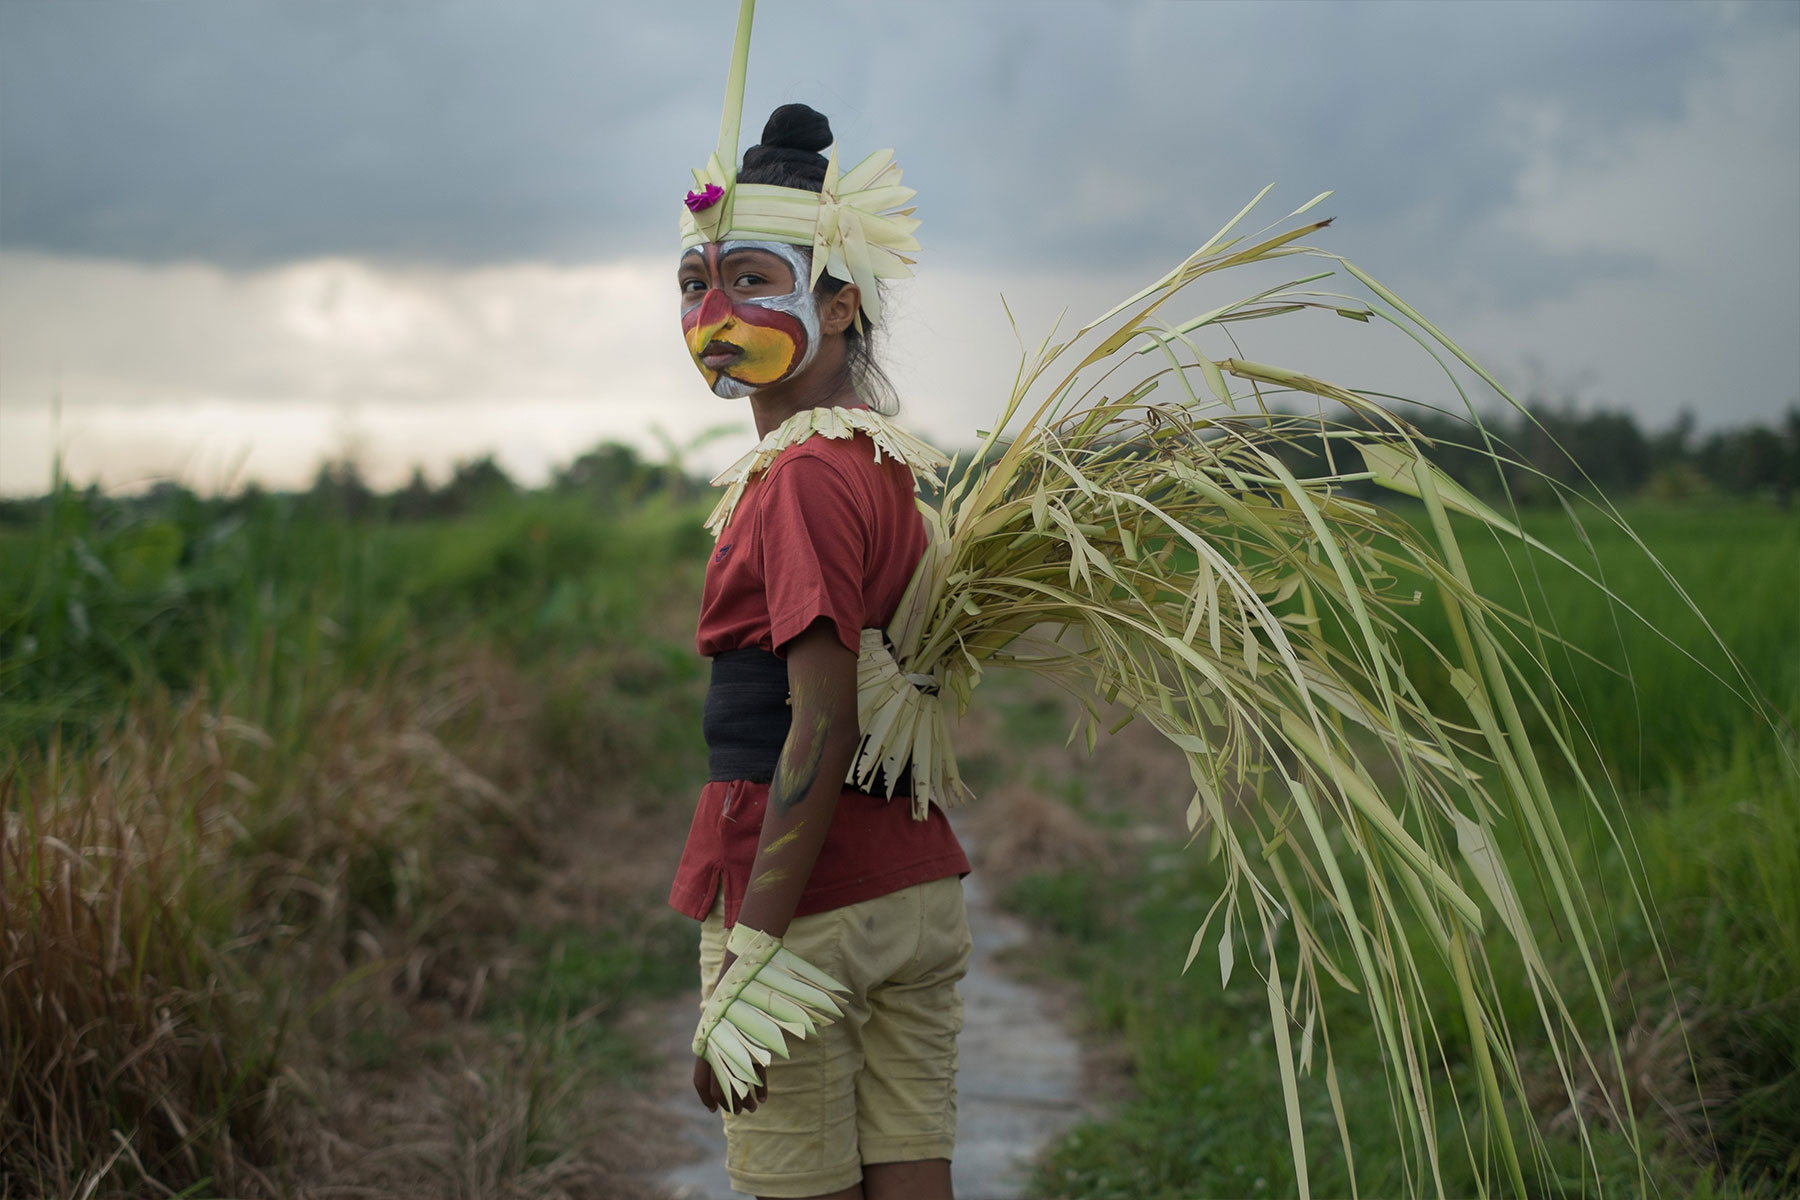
[684, 183, 725, 213]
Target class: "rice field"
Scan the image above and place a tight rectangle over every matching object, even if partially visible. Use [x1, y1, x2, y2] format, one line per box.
[994, 500, 1799, 1197]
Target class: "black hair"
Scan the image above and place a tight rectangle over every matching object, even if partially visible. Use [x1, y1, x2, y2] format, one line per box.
[739, 104, 899, 414]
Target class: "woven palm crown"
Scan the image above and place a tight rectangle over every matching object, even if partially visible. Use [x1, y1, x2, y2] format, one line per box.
[677, 0, 920, 329]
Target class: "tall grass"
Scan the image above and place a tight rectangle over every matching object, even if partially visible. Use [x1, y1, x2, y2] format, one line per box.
[1, 483, 711, 1197]
[1620, 746, 1800, 1187]
[1012, 501, 1798, 1197]
[1026, 735, 1799, 1198]
[1396, 503, 1797, 781]
[3, 699, 287, 1196]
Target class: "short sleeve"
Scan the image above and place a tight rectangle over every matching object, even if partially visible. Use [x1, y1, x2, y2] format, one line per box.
[755, 452, 870, 655]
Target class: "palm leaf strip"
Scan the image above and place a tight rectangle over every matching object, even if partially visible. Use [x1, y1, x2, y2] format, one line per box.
[840, 191, 1707, 1196]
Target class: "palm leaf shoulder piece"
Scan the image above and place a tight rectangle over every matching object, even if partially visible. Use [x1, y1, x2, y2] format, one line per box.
[703, 405, 951, 539]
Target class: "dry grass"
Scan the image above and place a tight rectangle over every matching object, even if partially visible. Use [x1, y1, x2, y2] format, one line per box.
[963, 781, 1109, 895]
[1, 636, 704, 1199]
[2, 698, 284, 1198]
[1524, 983, 1736, 1166]
[293, 1027, 678, 1200]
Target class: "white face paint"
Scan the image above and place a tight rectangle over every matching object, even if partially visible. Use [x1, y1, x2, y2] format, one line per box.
[680, 239, 822, 400]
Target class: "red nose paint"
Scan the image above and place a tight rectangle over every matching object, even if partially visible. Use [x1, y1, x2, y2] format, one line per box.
[689, 287, 733, 332]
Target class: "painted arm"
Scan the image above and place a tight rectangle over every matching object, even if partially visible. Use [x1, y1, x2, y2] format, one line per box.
[693, 616, 860, 1112]
[736, 617, 860, 937]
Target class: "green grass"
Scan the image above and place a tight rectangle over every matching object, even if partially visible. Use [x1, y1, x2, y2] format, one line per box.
[1025, 743, 1800, 1198]
[1010, 501, 1799, 1198]
[1396, 502, 1798, 784]
[1015, 822, 1656, 1197]
[1, 485, 712, 746]
[1616, 747, 1800, 1187]
[496, 911, 701, 1074]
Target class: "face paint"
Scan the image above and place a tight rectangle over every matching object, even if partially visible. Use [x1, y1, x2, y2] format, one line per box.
[679, 240, 820, 398]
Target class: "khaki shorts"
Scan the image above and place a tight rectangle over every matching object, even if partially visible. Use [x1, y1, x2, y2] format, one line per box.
[698, 876, 971, 1198]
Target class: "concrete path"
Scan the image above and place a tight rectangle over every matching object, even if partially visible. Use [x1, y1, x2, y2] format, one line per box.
[652, 871, 1088, 1200]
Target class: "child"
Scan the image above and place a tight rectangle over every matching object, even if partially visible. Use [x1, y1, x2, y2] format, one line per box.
[667, 98, 968, 1200]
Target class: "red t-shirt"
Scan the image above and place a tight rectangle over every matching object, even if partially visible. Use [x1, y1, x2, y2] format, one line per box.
[668, 428, 970, 925]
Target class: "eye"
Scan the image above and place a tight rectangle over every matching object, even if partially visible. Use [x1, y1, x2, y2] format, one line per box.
[680, 277, 707, 294]
[734, 272, 767, 289]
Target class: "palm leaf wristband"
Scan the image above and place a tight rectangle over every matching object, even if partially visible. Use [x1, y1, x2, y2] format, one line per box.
[693, 923, 850, 1105]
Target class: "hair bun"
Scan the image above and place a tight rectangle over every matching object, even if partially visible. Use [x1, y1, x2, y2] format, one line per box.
[758, 103, 833, 153]
[738, 104, 833, 191]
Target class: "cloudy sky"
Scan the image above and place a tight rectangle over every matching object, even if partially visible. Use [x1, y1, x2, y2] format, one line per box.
[2, 0, 1796, 494]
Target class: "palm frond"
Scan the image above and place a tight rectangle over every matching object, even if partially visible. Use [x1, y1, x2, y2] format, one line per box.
[853, 191, 1712, 1196]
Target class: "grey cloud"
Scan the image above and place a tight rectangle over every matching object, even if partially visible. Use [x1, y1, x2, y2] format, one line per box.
[2, 0, 1794, 312]
[1, 2, 711, 264]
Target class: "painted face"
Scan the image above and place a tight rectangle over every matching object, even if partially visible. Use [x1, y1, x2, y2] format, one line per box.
[678, 240, 819, 399]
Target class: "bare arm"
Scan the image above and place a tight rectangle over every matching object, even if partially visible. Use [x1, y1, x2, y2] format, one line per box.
[736, 618, 860, 936]
[694, 617, 859, 1112]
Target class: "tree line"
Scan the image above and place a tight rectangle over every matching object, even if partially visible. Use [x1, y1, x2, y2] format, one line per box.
[3, 403, 1794, 528]
[1383, 403, 1798, 506]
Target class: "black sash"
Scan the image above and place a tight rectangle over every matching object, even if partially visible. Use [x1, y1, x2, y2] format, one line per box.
[704, 647, 911, 797]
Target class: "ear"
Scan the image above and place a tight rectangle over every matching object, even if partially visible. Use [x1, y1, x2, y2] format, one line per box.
[819, 284, 861, 337]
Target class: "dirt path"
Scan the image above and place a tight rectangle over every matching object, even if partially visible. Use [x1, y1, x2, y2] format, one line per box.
[648, 869, 1089, 1199]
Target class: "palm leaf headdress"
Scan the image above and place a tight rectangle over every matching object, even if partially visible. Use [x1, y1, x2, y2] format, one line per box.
[690, 5, 1676, 1195]
[677, 0, 917, 330]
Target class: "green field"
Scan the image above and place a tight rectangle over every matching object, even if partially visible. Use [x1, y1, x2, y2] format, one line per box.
[1, 478, 1794, 1197]
[994, 502, 1799, 1197]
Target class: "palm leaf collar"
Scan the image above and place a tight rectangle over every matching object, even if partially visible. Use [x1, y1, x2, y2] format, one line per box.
[704, 406, 950, 539]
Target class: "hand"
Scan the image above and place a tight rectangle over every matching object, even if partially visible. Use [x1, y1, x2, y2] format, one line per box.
[693, 1051, 767, 1113]
[695, 948, 767, 1113]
